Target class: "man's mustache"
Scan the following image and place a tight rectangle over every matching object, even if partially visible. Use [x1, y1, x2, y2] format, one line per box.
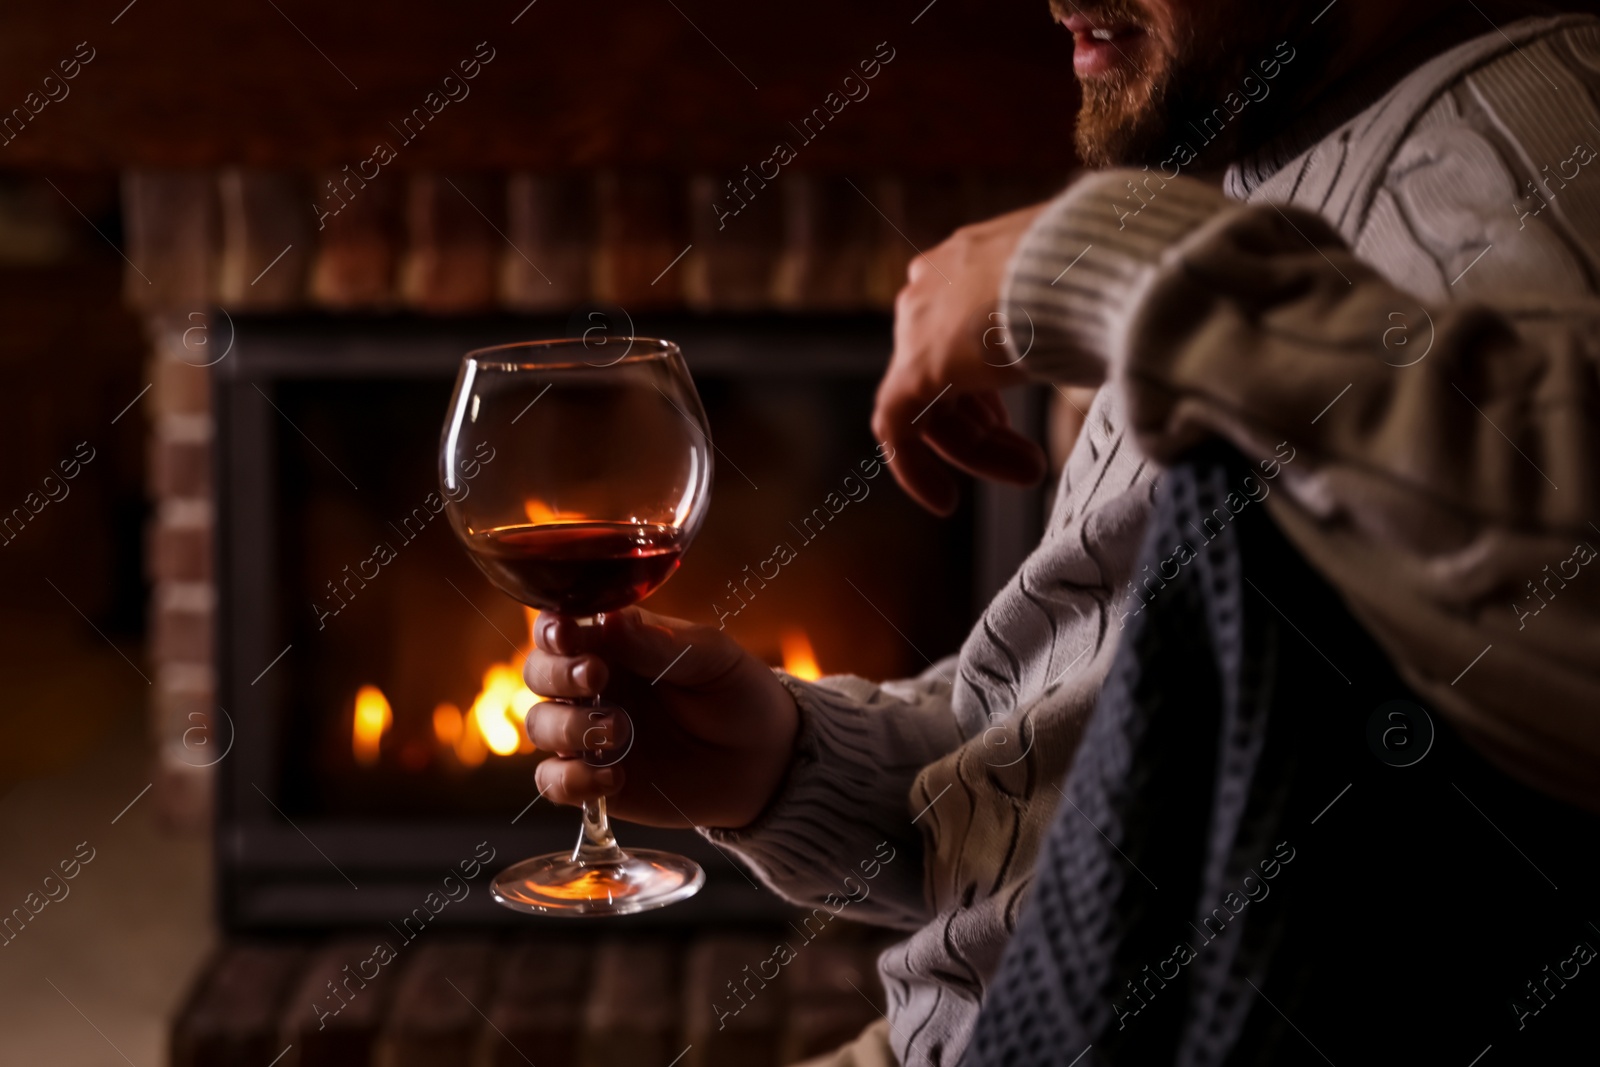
[1047, 0, 1152, 29]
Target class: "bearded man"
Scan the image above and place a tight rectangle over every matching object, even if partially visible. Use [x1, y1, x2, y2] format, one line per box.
[523, 1, 1600, 1064]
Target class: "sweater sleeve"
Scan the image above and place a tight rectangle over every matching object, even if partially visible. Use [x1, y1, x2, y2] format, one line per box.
[1003, 169, 1600, 812]
[700, 663, 964, 930]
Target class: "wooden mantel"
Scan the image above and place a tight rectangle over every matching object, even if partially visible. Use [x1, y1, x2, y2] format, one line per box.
[0, 0, 1079, 172]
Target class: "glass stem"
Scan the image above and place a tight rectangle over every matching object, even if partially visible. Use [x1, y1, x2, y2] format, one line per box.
[573, 797, 623, 864]
[567, 616, 623, 866]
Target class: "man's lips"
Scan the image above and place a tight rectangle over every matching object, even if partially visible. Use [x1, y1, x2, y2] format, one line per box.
[1061, 14, 1147, 77]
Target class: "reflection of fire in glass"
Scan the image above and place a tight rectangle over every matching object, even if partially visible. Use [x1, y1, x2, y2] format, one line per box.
[351, 609, 544, 769]
[781, 628, 823, 681]
[524, 498, 587, 525]
[352, 685, 392, 765]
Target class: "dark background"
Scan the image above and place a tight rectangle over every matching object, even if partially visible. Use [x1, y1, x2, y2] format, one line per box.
[0, 0, 1081, 170]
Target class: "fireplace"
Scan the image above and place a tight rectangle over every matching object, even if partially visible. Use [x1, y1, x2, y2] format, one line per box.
[0, 0, 1087, 1054]
[212, 310, 1045, 931]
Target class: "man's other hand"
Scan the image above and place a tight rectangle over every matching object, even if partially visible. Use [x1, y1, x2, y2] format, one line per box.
[872, 204, 1050, 516]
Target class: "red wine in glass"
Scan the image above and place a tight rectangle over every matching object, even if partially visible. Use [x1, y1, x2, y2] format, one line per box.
[467, 522, 685, 615]
[440, 336, 713, 917]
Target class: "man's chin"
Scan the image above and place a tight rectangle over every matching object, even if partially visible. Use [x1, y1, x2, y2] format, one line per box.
[1074, 89, 1242, 171]
[1071, 53, 1185, 169]
[1074, 121, 1135, 170]
[1074, 99, 1166, 170]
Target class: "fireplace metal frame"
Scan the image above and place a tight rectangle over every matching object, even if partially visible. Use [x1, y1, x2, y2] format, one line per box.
[213, 313, 1045, 931]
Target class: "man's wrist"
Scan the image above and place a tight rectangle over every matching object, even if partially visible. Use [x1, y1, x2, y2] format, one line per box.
[1001, 170, 1233, 385]
[705, 670, 809, 834]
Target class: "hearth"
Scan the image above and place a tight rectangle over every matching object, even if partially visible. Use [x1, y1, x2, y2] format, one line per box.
[213, 311, 1045, 931]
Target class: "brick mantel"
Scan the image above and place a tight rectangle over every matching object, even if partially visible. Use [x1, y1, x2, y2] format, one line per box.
[121, 168, 1061, 314]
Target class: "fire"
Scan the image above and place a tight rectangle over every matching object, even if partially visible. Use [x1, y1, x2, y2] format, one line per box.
[440, 700, 490, 767]
[470, 663, 537, 756]
[432, 702, 463, 746]
[352, 609, 544, 769]
[781, 628, 823, 681]
[352, 685, 392, 765]
[461, 606, 542, 758]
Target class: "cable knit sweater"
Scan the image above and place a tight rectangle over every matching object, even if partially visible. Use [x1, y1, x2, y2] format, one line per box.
[707, 11, 1600, 1066]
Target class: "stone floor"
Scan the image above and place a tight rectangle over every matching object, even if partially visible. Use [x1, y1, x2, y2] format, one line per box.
[0, 613, 214, 1067]
[171, 928, 888, 1067]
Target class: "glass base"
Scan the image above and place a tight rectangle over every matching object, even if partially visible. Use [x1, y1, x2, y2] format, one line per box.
[490, 849, 706, 916]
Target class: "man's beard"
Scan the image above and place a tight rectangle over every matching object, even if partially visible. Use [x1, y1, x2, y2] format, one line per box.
[1059, 0, 1330, 169]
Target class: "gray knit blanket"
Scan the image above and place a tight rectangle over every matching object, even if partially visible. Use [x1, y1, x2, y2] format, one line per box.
[961, 447, 1600, 1066]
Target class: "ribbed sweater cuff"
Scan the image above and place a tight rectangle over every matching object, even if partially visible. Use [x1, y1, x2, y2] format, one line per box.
[1002, 170, 1233, 385]
[700, 670, 960, 930]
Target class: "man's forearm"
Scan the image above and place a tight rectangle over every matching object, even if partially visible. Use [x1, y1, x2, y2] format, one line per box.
[702, 665, 965, 929]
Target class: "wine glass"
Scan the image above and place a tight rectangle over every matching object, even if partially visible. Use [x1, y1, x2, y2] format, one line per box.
[439, 336, 712, 916]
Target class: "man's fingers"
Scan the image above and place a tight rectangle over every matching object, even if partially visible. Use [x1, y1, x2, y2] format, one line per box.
[924, 423, 1046, 486]
[522, 648, 607, 698]
[534, 613, 586, 656]
[527, 701, 632, 753]
[971, 390, 1010, 426]
[884, 434, 961, 515]
[923, 397, 1046, 487]
[535, 756, 624, 806]
[875, 383, 1041, 509]
[873, 385, 960, 516]
[538, 607, 742, 688]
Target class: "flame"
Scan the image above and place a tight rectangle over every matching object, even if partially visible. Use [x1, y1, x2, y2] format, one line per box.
[781, 629, 823, 681]
[353, 611, 544, 769]
[455, 705, 488, 767]
[433, 702, 463, 746]
[470, 663, 537, 756]
[463, 606, 542, 758]
[352, 685, 392, 765]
